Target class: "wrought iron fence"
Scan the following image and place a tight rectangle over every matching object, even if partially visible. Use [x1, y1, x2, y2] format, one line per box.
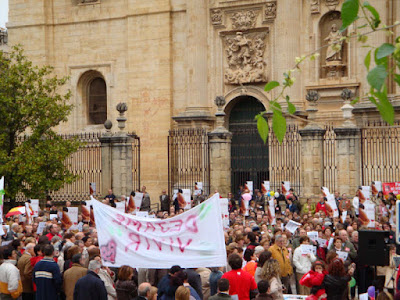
[130, 134, 141, 192]
[361, 120, 400, 186]
[269, 125, 302, 195]
[323, 125, 337, 192]
[168, 128, 210, 196]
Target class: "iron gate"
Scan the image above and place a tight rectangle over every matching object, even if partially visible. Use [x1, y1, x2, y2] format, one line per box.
[323, 125, 337, 192]
[361, 120, 400, 185]
[168, 128, 210, 196]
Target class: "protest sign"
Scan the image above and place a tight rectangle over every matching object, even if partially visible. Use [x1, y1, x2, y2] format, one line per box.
[82, 200, 92, 222]
[242, 193, 251, 217]
[31, 199, 39, 217]
[321, 187, 330, 197]
[285, 220, 301, 234]
[92, 193, 226, 268]
[245, 181, 253, 195]
[371, 181, 382, 195]
[136, 211, 149, 218]
[268, 199, 276, 225]
[282, 181, 290, 195]
[49, 214, 57, 221]
[337, 251, 348, 261]
[182, 189, 191, 209]
[67, 207, 79, 225]
[37, 222, 46, 234]
[220, 198, 229, 230]
[90, 182, 96, 195]
[359, 294, 368, 300]
[300, 244, 314, 255]
[194, 182, 203, 196]
[116, 201, 126, 214]
[364, 202, 376, 228]
[361, 186, 371, 202]
[133, 193, 143, 212]
[341, 211, 347, 224]
[327, 237, 334, 250]
[383, 182, 400, 195]
[307, 231, 318, 242]
[25, 202, 32, 224]
[326, 194, 339, 217]
[2, 240, 12, 246]
[262, 181, 270, 194]
[0, 225, 4, 236]
[316, 238, 327, 247]
[61, 209, 73, 230]
[353, 197, 359, 215]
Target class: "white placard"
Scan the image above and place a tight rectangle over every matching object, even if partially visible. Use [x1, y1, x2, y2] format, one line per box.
[92, 193, 226, 268]
[133, 192, 143, 212]
[220, 198, 229, 230]
[136, 211, 149, 218]
[262, 181, 270, 194]
[282, 181, 290, 195]
[359, 294, 368, 300]
[25, 202, 32, 224]
[67, 207, 79, 224]
[89, 182, 96, 195]
[37, 222, 46, 234]
[321, 187, 330, 197]
[341, 210, 347, 223]
[300, 244, 314, 255]
[31, 199, 39, 217]
[285, 220, 301, 234]
[0, 225, 4, 236]
[316, 238, 327, 246]
[172, 189, 178, 201]
[364, 202, 376, 228]
[326, 194, 339, 217]
[361, 186, 371, 202]
[327, 237, 334, 250]
[183, 189, 191, 209]
[194, 182, 203, 196]
[269, 199, 276, 225]
[2, 240, 12, 246]
[307, 231, 318, 241]
[245, 181, 253, 195]
[372, 181, 382, 195]
[337, 250, 348, 261]
[49, 214, 57, 221]
[78, 222, 84, 232]
[116, 201, 126, 213]
[352, 197, 359, 215]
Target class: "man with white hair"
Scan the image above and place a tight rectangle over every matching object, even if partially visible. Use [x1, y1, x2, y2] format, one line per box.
[17, 242, 36, 300]
[73, 260, 107, 300]
[5, 223, 19, 241]
[339, 229, 357, 261]
[137, 282, 151, 300]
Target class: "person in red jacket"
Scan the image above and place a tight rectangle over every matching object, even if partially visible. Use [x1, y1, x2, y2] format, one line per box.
[316, 197, 328, 216]
[300, 261, 328, 300]
[46, 224, 62, 241]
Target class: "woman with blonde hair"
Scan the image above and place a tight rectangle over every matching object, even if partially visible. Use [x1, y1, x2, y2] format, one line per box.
[175, 286, 190, 300]
[261, 259, 283, 300]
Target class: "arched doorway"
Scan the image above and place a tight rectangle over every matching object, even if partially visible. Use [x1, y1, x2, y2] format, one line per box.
[229, 96, 269, 194]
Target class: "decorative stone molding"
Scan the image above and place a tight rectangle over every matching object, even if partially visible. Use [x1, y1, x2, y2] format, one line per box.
[211, 9, 223, 26]
[223, 31, 268, 84]
[230, 10, 258, 30]
[311, 0, 320, 14]
[79, 0, 100, 3]
[264, 1, 277, 21]
[325, 0, 339, 10]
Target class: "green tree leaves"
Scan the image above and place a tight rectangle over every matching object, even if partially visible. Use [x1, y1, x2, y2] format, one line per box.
[264, 81, 279, 92]
[341, 0, 359, 30]
[256, 114, 269, 144]
[0, 46, 80, 202]
[376, 43, 395, 59]
[367, 65, 387, 91]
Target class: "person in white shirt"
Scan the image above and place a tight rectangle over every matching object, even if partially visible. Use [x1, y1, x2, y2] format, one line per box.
[293, 236, 316, 295]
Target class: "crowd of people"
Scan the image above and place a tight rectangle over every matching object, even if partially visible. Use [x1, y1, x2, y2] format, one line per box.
[0, 185, 399, 300]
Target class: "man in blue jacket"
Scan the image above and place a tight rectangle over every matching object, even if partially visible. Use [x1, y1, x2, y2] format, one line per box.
[33, 244, 62, 300]
[73, 260, 107, 300]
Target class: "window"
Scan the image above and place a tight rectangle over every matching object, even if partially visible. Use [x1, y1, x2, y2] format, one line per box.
[88, 77, 107, 125]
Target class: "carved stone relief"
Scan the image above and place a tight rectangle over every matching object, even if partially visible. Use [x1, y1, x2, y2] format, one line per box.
[311, 0, 320, 14]
[264, 1, 277, 21]
[211, 9, 223, 26]
[224, 31, 268, 84]
[230, 10, 258, 30]
[325, 0, 339, 9]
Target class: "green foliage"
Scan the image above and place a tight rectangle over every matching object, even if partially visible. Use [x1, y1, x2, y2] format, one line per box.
[264, 81, 279, 92]
[367, 65, 387, 91]
[340, 0, 359, 30]
[0, 46, 80, 202]
[255, 114, 269, 144]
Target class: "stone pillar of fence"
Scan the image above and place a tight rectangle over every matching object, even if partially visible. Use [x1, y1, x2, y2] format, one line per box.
[299, 127, 326, 199]
[209, 96, 232, 197]
[334, 128, 361, 195]
[99, 103, 134, 198]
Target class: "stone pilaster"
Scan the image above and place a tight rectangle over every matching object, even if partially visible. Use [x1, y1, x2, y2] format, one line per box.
[299, 127, 326, 198]
[333, 127, 361, 195]
[208, 130, 232, 197]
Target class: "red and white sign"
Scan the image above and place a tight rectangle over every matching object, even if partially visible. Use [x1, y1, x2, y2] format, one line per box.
[383, 182, 400, 195]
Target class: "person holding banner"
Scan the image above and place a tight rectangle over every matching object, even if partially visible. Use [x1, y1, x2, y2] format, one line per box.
[293, 236, 316, 295]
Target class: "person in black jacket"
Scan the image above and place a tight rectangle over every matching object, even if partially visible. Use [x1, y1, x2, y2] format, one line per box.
[184, 269, 203, 300]
[73, 260, 107, 300]
[323, 258, 355, 300]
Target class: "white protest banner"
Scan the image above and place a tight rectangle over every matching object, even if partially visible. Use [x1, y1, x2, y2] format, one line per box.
[371, 181, 382, 195]
[321, 187, 330, 197]
[353, 197, 359, 215]
[36, 222, 46, 234]
[136, 211, 149, 218]
[282, 181, 290, 195]
[300, 244, 314, 255]
[285, 220, 301, 234]
[245, 181, 253, 195]
[362, 186, 371, 202]
[92, 193, 226, 268]
[220, 198, 229, 230]
[31, 199, 39, 217]
[364, 202, 376, 228]
[194, 182, 203, 196]
[133, 193, 143, 212]
[337, 251, 348, 261]
[116, 201, 126, 214]
[67, 207, 79, 225]
[90, 182, 96, 196]
[182, 189, 191, 209]
[82, 200, 92, 222]
[341, 210, 347, 224]
[262, 181, 270, 194]
[326, 194, 339, 217]
[307, 231, 318, 242]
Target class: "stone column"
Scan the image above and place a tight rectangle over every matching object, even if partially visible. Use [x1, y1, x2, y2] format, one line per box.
[99, 103, 134, 198]
[299, 90, 325, 199]
[334, 88, 361, 195]
[208, 96, 232, 196]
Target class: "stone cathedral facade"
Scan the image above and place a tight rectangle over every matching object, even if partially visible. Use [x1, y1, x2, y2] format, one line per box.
[6, 0, 400, 201]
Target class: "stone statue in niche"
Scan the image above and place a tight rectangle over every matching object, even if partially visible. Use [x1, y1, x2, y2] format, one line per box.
[325, 23, 343, 62]
[224, 32, 267, 84]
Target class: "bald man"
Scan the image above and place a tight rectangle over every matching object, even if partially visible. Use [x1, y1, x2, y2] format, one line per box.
[137, 282, 152, 300]
[18, 242, 36, 299]
[339, 229, 357, 261]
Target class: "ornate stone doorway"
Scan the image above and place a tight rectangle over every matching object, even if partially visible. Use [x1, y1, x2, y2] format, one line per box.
[228, 96, 269, 194]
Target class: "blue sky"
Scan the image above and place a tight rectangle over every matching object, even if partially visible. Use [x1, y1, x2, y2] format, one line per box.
[0, 0, 8, 28]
